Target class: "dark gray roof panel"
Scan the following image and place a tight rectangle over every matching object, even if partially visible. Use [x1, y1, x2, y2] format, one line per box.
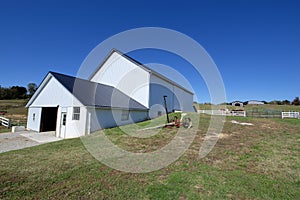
[50, 71, 148, 110]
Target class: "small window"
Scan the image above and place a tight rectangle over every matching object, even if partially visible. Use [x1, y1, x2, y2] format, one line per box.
[73, 107, 80, 120]
[121, 110, 129, 121]
[62, 114, 67, 126]
[33, 113, 35, 121]
[157, 111, 162, 116]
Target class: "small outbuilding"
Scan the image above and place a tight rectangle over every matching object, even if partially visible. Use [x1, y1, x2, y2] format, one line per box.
[26, 72, 148, 138]
[231, 101, 244, 107]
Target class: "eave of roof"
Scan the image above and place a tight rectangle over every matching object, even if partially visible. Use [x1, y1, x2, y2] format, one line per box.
[27, 71, 148, 111]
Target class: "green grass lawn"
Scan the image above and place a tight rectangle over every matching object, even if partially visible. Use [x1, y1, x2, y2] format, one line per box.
[1, 114, 299, 199]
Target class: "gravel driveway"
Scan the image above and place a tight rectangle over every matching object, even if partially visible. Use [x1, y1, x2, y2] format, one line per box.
[0, 131, 62, 153]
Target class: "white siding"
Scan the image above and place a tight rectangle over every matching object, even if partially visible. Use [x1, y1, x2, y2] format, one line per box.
[56, 106, 64, 137]
[149, 74, 194, 116]
[54, 106, 88, 138]
[26, 107, 42, 131]
[90, 52, 150, 108]
[27, 105, 87, 139]
[30, 77, 82, 107]
[88, 108, 148, 132]
[64, 106, 87, 138]
[149, 74, 174, 114]
[173, 86, 194, 112]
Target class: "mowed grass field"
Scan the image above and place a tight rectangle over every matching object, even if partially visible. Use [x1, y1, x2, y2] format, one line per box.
[1, 114, 299, 199]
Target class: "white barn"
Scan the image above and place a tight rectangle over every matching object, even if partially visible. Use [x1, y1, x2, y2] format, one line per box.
[89, 49, 194, 114]
[26, 49, 194, 138]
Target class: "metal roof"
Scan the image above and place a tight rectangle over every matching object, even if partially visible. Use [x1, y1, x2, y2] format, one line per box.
[50, 71, 148, 110]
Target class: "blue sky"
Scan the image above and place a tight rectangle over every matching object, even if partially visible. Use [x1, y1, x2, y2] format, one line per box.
[0, 0, 299, 103]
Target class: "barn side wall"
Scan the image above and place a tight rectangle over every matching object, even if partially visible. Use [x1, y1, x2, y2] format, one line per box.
[149, 74, 194, 117]
[88, 108, 148, 132]
[173, 85, 194, 112]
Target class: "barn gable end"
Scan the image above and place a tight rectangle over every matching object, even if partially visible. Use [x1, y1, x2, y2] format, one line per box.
[90, 50, 150, 108]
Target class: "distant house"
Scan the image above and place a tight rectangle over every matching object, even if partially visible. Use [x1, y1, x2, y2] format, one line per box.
[26, 49, 194, 138]
[231, 101, 244, 107]
[246, 100, 265, 105]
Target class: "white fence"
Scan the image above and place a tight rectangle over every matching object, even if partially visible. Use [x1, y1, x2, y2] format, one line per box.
[198, 110, 246, 117]
[0, 116, 11, 128]
[198, 110, 299, 119]
[282, 112, 300, 119]
[230, 110, 246, 117]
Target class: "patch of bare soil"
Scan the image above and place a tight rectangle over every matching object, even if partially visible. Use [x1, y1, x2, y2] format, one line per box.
[186, 119, 261, 167]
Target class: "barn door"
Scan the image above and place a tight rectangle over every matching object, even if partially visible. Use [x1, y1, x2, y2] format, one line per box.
[60, 112, 67, 138]
[40, 107, 58, 132]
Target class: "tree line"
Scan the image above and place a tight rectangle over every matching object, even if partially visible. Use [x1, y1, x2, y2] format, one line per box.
[201, 97, 300, 106]
[227, 97, 300, 106]
[0, 83, 37, 100]
[234, 98, 300, 106]
[268, 97, 300, 106]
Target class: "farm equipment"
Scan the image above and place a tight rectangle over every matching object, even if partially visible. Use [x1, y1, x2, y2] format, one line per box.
[165, 114, 192, 129]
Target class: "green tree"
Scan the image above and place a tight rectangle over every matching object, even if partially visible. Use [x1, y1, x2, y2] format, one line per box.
[27, 83, 37, 96]
[0, 85, 27, 99]
[269, 100, 282, 105]
[282, 100, 291, 105]
[10, 86, 27, 99]
[292, 97, 300, 106]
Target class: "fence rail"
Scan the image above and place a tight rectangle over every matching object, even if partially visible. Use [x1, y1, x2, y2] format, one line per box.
[230, 111, 246, 117]
[198, 110, 246, 117]
[198, 110, 300, 119]
[282, 112, 300, 119]
[0, 116, 11, 128]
